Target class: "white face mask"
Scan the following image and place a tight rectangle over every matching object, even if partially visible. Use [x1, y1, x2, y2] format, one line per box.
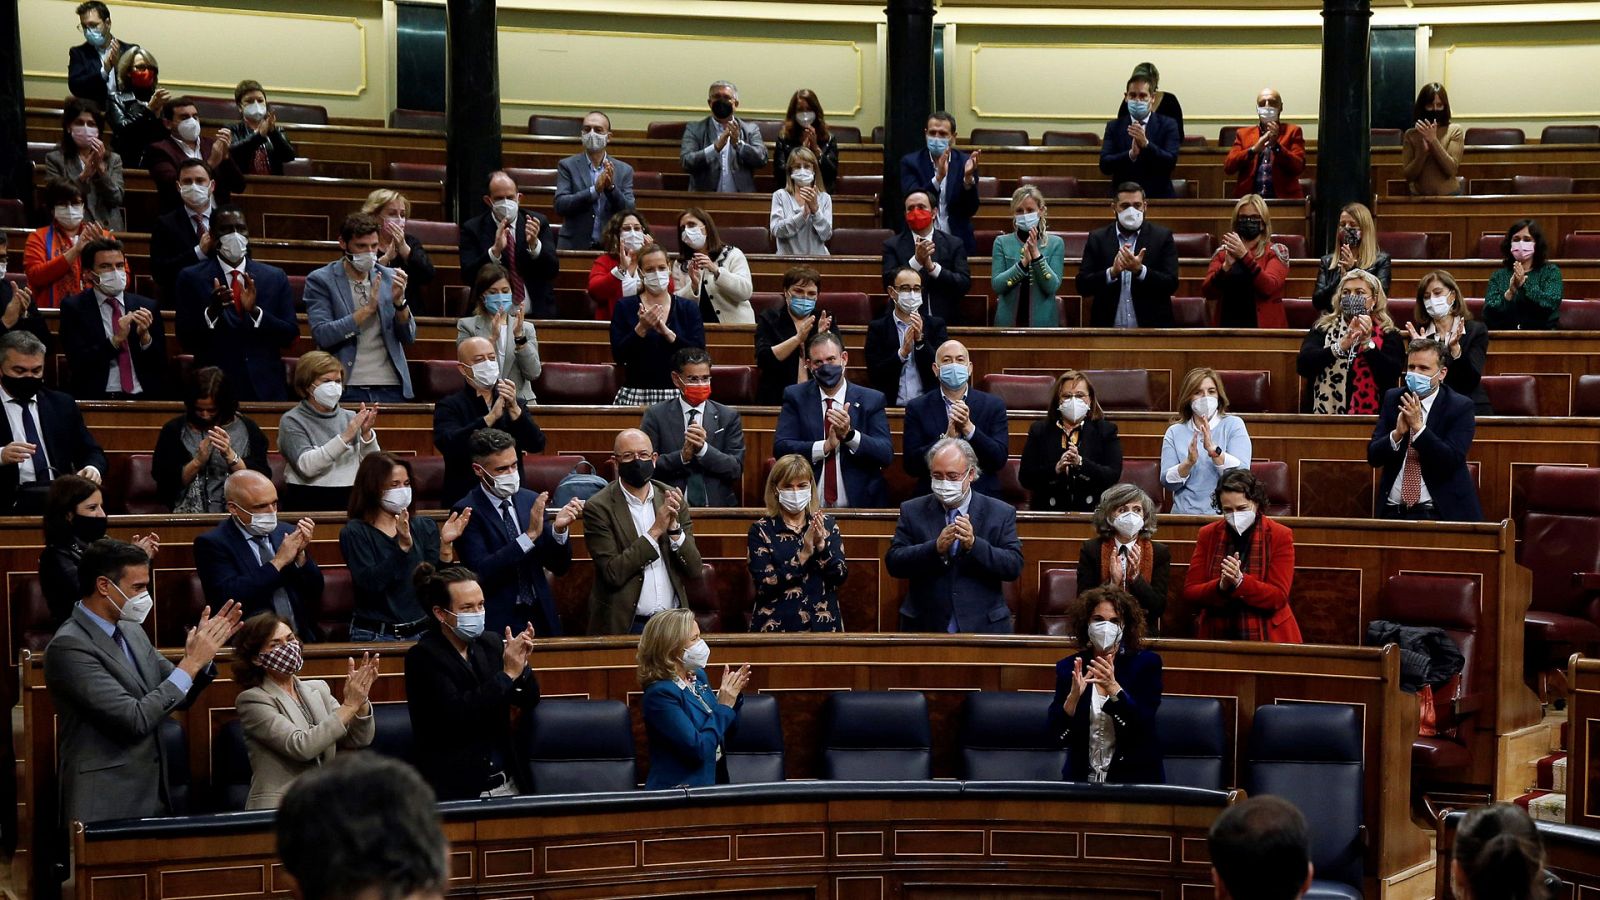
[178, 182, 210, 209]
[481, 467, 520, 499]
[218, 232, 249, 265]
[1424, 293, 1453, 319]
[1088, 620, 1123, 653]
[931, 475, 969, 508]
[1257, 105, 1280, 122]
[790, 167, 815, 186]
[55, 204, 84, 229]
[492, 198, 519, 223]
[1112, 510, 1144, 539]
[0, 263, 7, 279]
[620, 229, 646, 252]
[346, 251, 377, 275]
[581, 131, 608, 152]
[1116, 207, 1144, 231]
[95, 269, 126, 295]
[1226, 508, 1257, 534]
[235, 505, 278, 537]
[778, 488, 811, 513]
[895, 291, 922, 313]
[242, 101, 267, 121]
[108, 582, 154, 625]
[469, 359, 500, 389]
[71, 124, 99, 145]
[681, 638, 711, 671]
[682, 227, 707, 250]
[1191, 395, 1218, 420]
[380, 487, 412, 514]
[795, 111, 816, 127]
[311, 380, 343, 409]
[1059, 397, 1089, 423]
[176, 117, 202, 143]
[641, 270, 671, 293]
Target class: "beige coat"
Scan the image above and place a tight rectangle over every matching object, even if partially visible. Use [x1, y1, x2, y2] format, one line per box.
[236, 678, 374, 809]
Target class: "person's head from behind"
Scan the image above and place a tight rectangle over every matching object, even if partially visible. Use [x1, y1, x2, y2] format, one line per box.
[1452, 803, 1548, 900]
[636, 607, 701, 685]
[224, 469, 279, 534]
[44, 474, 105, 546]
[469, 427, 519, 498]
[277, 753, 447, 900]
[0, 330, 48, 399]
[184, 366, 238, 430]
[415, 563, 484, 643]
[1208, 795, 1313, 900]
[77, 538, 151, 621]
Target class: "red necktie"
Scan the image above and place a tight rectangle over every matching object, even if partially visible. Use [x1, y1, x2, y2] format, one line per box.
[193, 214, 207, 238]
[503, 218, 527, 307]
[106, 296, 134, 393]
[230, 270, 244, 315]
[823, 398, 840, 506]
[1399, 444, 1422, 505]
[252, 143, 271, 175]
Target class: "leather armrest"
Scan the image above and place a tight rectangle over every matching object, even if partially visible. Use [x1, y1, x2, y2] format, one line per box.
[1574, 572, 1600, 592]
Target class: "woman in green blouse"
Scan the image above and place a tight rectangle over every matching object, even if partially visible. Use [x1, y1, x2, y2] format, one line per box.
[992, 184, 1066, 327]
[1484, 219, 1563, 331]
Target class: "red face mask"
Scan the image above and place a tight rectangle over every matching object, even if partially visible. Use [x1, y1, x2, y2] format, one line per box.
[905, 208, 934, 232]
[681, 383, 713, 406]
[129, 68, 156, 90]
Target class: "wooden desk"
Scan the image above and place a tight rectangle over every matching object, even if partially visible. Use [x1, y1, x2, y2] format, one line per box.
[1378, 195, 1600, 262]
[1567, 656, 1600, 829]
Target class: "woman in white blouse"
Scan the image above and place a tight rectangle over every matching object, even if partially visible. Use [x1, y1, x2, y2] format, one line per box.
[672, 207, 753, 324]
[769, 146, 833, 257]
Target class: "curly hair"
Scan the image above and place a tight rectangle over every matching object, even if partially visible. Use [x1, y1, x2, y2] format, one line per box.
[1067, 586, 1146, 652]
[1212, 469, 1268, 514]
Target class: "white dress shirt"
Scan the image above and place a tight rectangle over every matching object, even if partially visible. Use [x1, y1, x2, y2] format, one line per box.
[679, 398, 709, 458]
[624, 483, 686, 617]
[186, 200, 215, 260]
[95, 289, 148, 394]
[907, 226, 944, 280]
[0, 384, 51, 483]
[809, 381, 862, 506]
[1386, 389, 1439, 506]
[705, 119, 739, 193]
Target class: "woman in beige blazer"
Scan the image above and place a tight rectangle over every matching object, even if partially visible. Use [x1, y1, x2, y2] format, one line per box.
[234, 613, 380, 809]
[456, 264, 542, 404]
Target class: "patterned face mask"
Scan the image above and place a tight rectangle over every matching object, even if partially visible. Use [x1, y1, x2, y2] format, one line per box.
[257, 638, 303, 675]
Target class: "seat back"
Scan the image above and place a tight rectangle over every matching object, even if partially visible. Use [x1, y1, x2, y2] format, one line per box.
[723, 693, 785, 783]
[1370, 128, 1403, 147]
[819, 292, 873, 326]
[1562, 233, 1600, 258]
[387, 162, 445, 183]
[315, 568, 353, 642]
[631, 171, 663, 191]
[504, 167, 557, 190]
[406, 219, 459, 246]
[1523, 467, 1600, 617]
[1513, 175, 1575, 195]
[1216, 370, 1270, 414]
[830, 125, 862, 144]
[997, 459, 1029, 511]
[684, 562, 724, 633]
[369, 703, 415, 764]
[833, 175, 883, 198]
[1082, 369, 1153, 411]
[1051, 231, 1089, 258]
[522, 699, 636, 793]
[0, 198, 24, 227]
[1173, 233, 1215, 258]
[1041, 131, 1100, 147]
[1464, 127, 1526, 146]
[819, 691, 932, 780]
[1218, 125, 1243, 148]
[1121, 459, 1166, 513]
[828, 228, 893, 256]
[267, 102, 327, 125]
[1377, 231, 1428, 259]
[211, 719, 252, 812]
[969, 128, 1029, 146]
[720, 227, 772, 255]
[522, 454, 597, 497]
[1575, 375, 1600, 417]
[1272, 234, 1308, 258]
[1169, 179, 1194, 198]
[389, 108, 444, 131]
[160, 718, 192, 815]
[975, 176, 1001, 198]
[409, 455, 446, 511]
[974, 230, 1000, 258]
[957, 692, 1066, 781]
[1250, 461, 1293, 517]
[1559, 300, 1600, 331]
[1474, 232, 1504, 259]
[1017, 175, 1082, 199]
[710, 364, 758, 406]
[1375, 573, 1480, 729]
[532, 362, 621, 405]
[121, 453, 164, 514]
[1036, 568, 1078, 636]
[409, 359, 462, 402]
[1172, 296, 1207, 327]
[1541, 125, 1600, 145]
[1247, 703, 1365, 889]
[12, 577, 56, 653]
[1155, 696, 1227, 791]
[980, 374, 1054, 412]
[646, 121, 687, 140]
[1481, 374, 1538, 417]
[527, 114, 582, 136]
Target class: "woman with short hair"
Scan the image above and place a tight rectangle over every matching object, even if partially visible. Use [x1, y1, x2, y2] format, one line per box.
[1077, 484, 1170, 628]
[747, 453, 847, 632]
[277, 350, 381, 511]
[360, 188, 435, 288]
[638, 608, 751, 788]
[1182, 469, 1300, 643]
[1047, 585, 1164, 784]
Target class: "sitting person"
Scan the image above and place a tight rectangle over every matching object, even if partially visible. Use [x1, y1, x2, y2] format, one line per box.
[233, 613, 377, 809]
[773, 89, 839, 191]
[361, 189, 436, 289]
[142, 95, 241, 213]
[881, 190, 972, 324]
[773, 333, 894, 509]
[433, 336, 547, 507]
[1450, 803, 1550, 900]
[1077, 484, 1170, 629]
[1484, 219, 1562, 331]
[1209, 796, 1315, 900]
[0, 232, 51, 351]
[0, 330, 108, 515]
[1311, 202, 1391, 314]
[405, 564, 541, 800]
[59, 236, 166, 399]
[640, 347, 745, 508]
[902, 339, 1009, 498]
[305, 212, 417, 403]
[610, 242, 705, 405]
[1161, 366, 1252, 515]
[195, 470, 325, 638]
[44, 97, 125, 231]
[340, 453, 469, 642]
[1401, 83, 1465, 197]
[769, 147, 833, 256]
[1182, 469, 1300, 643]
[229, 80, 298, 176]
[1221, 88, 1306, 200]
[1047, 585, 1163, 784]
[278, 351, 381, 512]
[638, 608, 751, 788]
[754, 265, 839, 406]
[24, 177, 108, 309]
[863, 267, 948, 407]
[39, 474, 158, 627]
[673, 208, 753, 325]
[1296, 268, 1405, 414]
[1408, 270, 1490, 414]
[1367, 337, 1483, 522]
[149, 158, 218, 302]
[1019, 369, 1123, 512]
[748, 453, 847, 632]
[554, 110, 636, 251]
[991, 185, 1065, 327]
[456, 265, 541, 406]
[1202, 194, 1288, 328]
[587, 211, 656, 322]
[152, 366, 269, 512]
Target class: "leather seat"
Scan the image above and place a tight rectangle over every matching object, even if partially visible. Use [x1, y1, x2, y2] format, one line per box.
[1218, 125, 1243, 148]
[1480, 375, 1538, 417]
[212, 719, 252, 812]
[632, 171, 663, 191]
[370, 702, 416, 764]
[646, 121, 686, 141]
[1541, 124, 1600, 145]
[1574, 375, 1600, 417]
[1017, 175, 1082, 199]
[526, 115, 581, 137]
[1247, 704, 1366, 900]
[820, 292, 873, 327]
[1217, 370, 1270, 414]
[1559, 300, 1600, 330]
[957, 692, 1065, 781]
[520, 455, 594, 498]
[186, 96, 237, 120]
[974, 176, 1001, 198]
[1513, 175, 1575, 195]
[1121, 459, 1167, 513]
[1522, 467, 1600, 671]
[154, 570, 208, 648]
[409, 359, 461, 403]
[1377, 231, 1428, 259]
[1169, 179, 1194, 198]
[317, 568, 353, 642]
[121, 453, 164, 514]
[1562, 233, 1600, 258]
[532, 362, 621, 405]
[997, 459, 1029, 511]
[1272, 234, 1308, 258]
[387, 162, 445, 183]
[828, 228, 893, 256]
[752, 120, 782, 142]
[1464, 127, 1525, 146]
[723, 693, 785, 783]
[160, 718, 193, 815]
[974, 230, 1000, 258]
[749, 292, 783, 317]
[1172, 233, 1215, 258]
[1374, 574, 1481, 777]
[1041, 131, 1100, 147]
[870, 126, 886, 145]
[1283, 299, 1318, 329]
[1051, 231, 1089, 257]
[833, 175, 882, 198]
[1171, 296, 1207, 327]
[819, 691, 932, 780]
[1036, 568, 1078, 636]
[405, 219, 459, 246]
[279, 159, 314, 178]
[1250, 461, 1293, 517]
[1386, 298, 1417, 323]
[13, 577, 55, 653]
[266, 102, 327, 126]
[685, 562, 724, 633]
[979, 374, 1053, 411]
[1473, 232, 1503, 259]
[521, 699, 636, 793]
[720, 227, 772, 255]
[410, 455, 446, 510]
[1082, 369, 1153, 411]
[969, 128, 1029, 146]
[709, 365, 758, 406]
[1155, 696, 1226, 791]
[504, 168, 557, 190]
[830, 125, 863, 144]
[389, 109, 444, 131]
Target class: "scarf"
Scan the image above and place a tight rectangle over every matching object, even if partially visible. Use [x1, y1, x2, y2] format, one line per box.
[1201, 521, 1277, 641]
[1100, 537, 1153, 590]
[1312, 318, 1385, 415]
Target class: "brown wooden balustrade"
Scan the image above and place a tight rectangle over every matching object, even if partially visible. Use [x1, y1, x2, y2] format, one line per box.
[1566, 657, 1600, 830]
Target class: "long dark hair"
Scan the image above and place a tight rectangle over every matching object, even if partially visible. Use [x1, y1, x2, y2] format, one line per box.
[781, 89, 831, 144]
[1413, 83, 1451, 128]
[1500, 218, 1549, 271]
[1454, 804, 1549, 900]
[677, 207, 724, 262]
[186, 366, 238, 426]
[347, 452, 413, 521]
[469, 263, 509, 315]
[44, 474, 101, 546]
[58, 97, 107, 157]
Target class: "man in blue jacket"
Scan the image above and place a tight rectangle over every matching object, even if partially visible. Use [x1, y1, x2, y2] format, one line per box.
[899, 112, 982, 255]
[1368, 338, 1482, 521]
[901, 339, 1009, 499]
[773, 333, 894, 509]
[1100, 75, 1182, 199]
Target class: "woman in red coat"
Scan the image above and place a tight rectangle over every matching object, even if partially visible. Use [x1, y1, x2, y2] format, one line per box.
[1182, 468, 1301, 643]
[587, 210, 667, 321]
[1201, 194, 1288, 329]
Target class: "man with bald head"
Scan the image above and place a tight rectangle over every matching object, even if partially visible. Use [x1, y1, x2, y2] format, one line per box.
[1224, 88, 1306, 199]
[583, 428, 704, 634]
[433, 335, 547, 506]
[194, 469, 326, 640]
[901, 339, 1009, 498]
[458, 171, 559, 318]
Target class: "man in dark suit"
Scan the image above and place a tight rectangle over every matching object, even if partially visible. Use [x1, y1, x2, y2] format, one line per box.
[459, 171, 559, 319]
[453, 428, 579, 637]
[1100, 75, 1182, 199]
[1209, 796, 1314, 900]
[433, 337, 547, 507]
[0, 330, 108, 514]
[902, 340, 1009, 498]
[173, 207, 298, 401]
[641, 347, 744, 508]
[864, 267, 949, 406]
[679, 80, 767, 193]
[898, 111, 982, 254]
[1076, 183, 1181, 328]
[228, 80, 298, 177]
[881, 190, 972, 325]
[554, 111, 636, 250]
[1367, 338, 1482, 522]
[774, 332, 894, 509]
[142, 97, 245, 213]
[194, 470, 325, 640]
[60, 238, 166, 400]
[886, 437, 1024, 633]
[150, 159, 219, 303]
[45, 538, 240, 825]
[0, 235, 51, 352]
[67, 2, 126, 111]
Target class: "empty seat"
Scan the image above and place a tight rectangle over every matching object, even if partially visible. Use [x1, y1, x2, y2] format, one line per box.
[317, 568, 353, 642]
[12, 577, 56, 653]
[160, 718, 193, 815]
[980, 373, 1054, 411]
[1273, 234, 1308, 258]
[370, 703, 416, 765]
[1248, 704, 1366, 899]
[833, 175, 882, 197]
[646, 121, 687, 140]
[1218, 125, 1243, 148]
[521, 699, 635, 793]
[154, 570, 207, 648]
[632, 171, 663, 191]
[974, 230, 1000, 258]
[1036, 568, 1078, 636]
[1121, 459, 1166, 513]
[1155, 696, 1227, 791]
[997, 459, 1029, 511]
[1577, 375, 1600, 416]
[504, 167, 557, 189]
[1083, 369, 1153, 411]
[723, 693, 785, 783]
[819, 292, 873, 326]
[1217, 370, 1270, 414]
[958, 692, 1065, 781]
[1283, 299, 1317, 329]
[1562, 233, 1600, 258]
[1173, 233, 1214, 258]
[409, 359, 461, 402]
[409, 455, 446, 511]
[1051, 231, 1089, 257]
[389, 108, 444, 131]
[830, 125, 862, 144]
[266, 102, 327, 125]
[117, 453, 163, 514]
[388, 162, 445, 183]
[1251, 461, 1293, 517]
[279, 159, 314, 178]
[709, 364, 758, 406]
[1480, 374, 1537, 417]
[1374, 574, 1481, 776]
[969, 128, 1029, 146]
[1560, 300, 1600, 331]
[828, 228, 893, 256]
[752, 120, 783, 142]
[1377, 231, 1428, 259]
[1464, 127, 1525, 146]
[819, 691, 932, 780]
[527, 114, 582, 136]
[973, 176, 1001, 198]
[1474, 232, 1504, 259]
[1541, 124, 1600, 145]
[1041, 131, 1100, 147]
[1522, 467, 1600, 682]
[25, 142, 53, 165]
[212, 719, 252, 812]
[1168, 179, 1193, 198]
[1017, 175, 1082, 199]
[532, 362, 621, 405]
[406, 219, 459, 246]
[719, 226, 772, 255]
[1512, 175, 1575, 195]
[187, 96, 238, 120]
[683, 561, 724, 633]
[1171, 296, 1207, 327]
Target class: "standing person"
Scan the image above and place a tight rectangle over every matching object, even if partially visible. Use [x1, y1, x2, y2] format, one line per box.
[611, 242, 706, 405]
[39, 474, 159, 627]
[747, 454, 847, 632]
[637, 609, 751, 788]
[881, 190, 972, 324]
[45, 97, 125, 231]
[1311, 202, 1391, 314]
[863, 267, 948, 407]
[680, 80, 767, 192]
[1076, 182, 1180, 328]
[770, 147, 833, 256]
[59, 237, 166, 400]
[1077, 485, 1170, 627]
[459, 171, 559, 319]
[587, 211, 657, 322]
[1222, 88, 1306, 200]
[277, 351, 381, 512]
[304, 213, 417, 404]
[24, 178, 107, 309]
[1109, 62, 1185, 139]
[753, 265, 838, 405]
[1484, 219, 1563, 331]
[1367, 338, 1482, 522]
[142, 96, 241, 213]
[673, 208, 753, 325]
[992, 185, 1065, 327]
[229, 80, 298, 177]
[1019, 369, 1123, 513]
[456, 265, 541, 406]
[67, 1, 130, 111]
[433, 336, 547, 507]
[773, 89, 839, 191]
[108, 48, 171, 165]
[195, 470, 325, 638]
[1202, 194, 1289, 328]
[554, 111, 636, 251]
[1401, 83, 1466, 197]
[901, 339, 1009, 499]
[773, 333, 895, 509]
[152, 367, 270, 513]
[1182, 469, 1301, 643]
[1046, 586, 1163, 784]
[0, 330, 108, 514]
[1296, 268, 1406, 415]
[1160, 367, 1252, 515]
[361, 189, 436, 289]
[641, 347, 745, 508]
[1100, 73, 1181, 199]
[1407, 270, 1490, 415]
[898, 112, 981, 254]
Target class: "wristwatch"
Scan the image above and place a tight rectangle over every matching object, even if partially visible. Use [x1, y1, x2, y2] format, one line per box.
[1208, 445, 1223, 460]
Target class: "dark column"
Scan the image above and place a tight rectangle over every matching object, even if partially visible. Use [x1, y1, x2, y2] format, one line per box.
[1314, 0, 1372, 255]
[882, 0, 935, 230]
[444, 0, 501, 222]
[0, 0, 33, 201]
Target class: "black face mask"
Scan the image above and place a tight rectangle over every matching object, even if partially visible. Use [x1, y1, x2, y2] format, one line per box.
[619, 458, 655, 489]
[711, 99, 734, 120]
[71, 514, 108, 543]
[812, 363, 844, 388]
[2, 374, 43, 401]
[1235, 219, 1264, 240]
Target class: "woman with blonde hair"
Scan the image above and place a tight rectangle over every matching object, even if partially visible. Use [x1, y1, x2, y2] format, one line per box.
[1296, 268, 1405, 414]
[747, 453, 847, 632]
[277, 350, 381, 511]
[769, 146, 833, 256]
[638, 609, 751, 788]
[359, 188, 435, 288]
[1311, 202, 1390, 313]
[992, 184, 1065, 327]
[1201, 194, 1289, 328]
[1160, 366, 1252, 515]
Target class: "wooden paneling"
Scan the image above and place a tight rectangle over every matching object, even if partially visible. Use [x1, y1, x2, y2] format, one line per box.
[1567, 656, 1600, 829]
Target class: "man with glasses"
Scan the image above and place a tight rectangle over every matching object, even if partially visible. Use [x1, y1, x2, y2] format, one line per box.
[68, 1, 134, 111]
[640, 347, 745, 508]
[554, 111, 636, 250]
[864, 266, 949, 406]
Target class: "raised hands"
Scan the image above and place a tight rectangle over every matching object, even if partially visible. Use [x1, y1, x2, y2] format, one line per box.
[181, 600, 244, 674]
[439, 507, 472, 545]
[1218, 553, 1244, 591]
[341, 652, 380, 712]
[524, 491, 550, 540]
[551, 496, 584, 532]
[1085, 654, 1120, 697]
[717, 663, 752, 707]
[501, 623, 537, 679]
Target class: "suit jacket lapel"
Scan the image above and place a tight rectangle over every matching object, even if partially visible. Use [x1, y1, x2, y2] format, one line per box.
[266, 679, 310, 730]
[607, 485, 642, 545]
[71, 608, 142, 691]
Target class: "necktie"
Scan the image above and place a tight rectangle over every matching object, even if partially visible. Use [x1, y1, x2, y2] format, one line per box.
[106, 296, 134, 393]
[822, 398, 840, 506]
[230, 270, 244, 315]
[500, 500, 520, 540]
[1399, 444, 1423, 506]
[591, 165, 608, 245]
[500, 499, 538, 608]
[193, 214, 207, 238]
[685, 409, 709, 507]
[252, 142, 271, 175]
[1114, 233, 1138, 328]
[252, 535, 300, 629]
[112, 627, 139, 675]
[503, 217, 527, 307]
[16, 399, 49, 483]
[946, 507, 961, 560]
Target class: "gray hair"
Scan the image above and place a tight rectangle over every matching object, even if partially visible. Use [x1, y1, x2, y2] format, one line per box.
[1092, 483, 1158, 538]
[0, 330, 46, 360]
[468, 427, 515, 462]
[925, 436, 977, 472]
[709, 80, 739, 100]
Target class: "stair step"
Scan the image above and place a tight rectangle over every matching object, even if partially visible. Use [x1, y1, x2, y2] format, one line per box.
[1536, 753, 1568, 792]
[1516, 790, 1567, 823]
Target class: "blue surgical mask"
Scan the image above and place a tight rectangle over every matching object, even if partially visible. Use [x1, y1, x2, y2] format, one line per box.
[484, 292, 514, 314]
[1405, 372, 1437, 398]
[926, 136, 950, 157]
[1127, 100, 1150, 120]
[938, 363, 970, 390]
[84, 26, 107, 47]
[1014, 212, 1039, 232]
[450, 609, 486, 641]
[788, 295, 816, 317]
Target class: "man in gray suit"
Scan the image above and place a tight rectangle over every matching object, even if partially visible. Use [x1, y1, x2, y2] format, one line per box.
[304, 212, 418, 402]
[555, 111, 636, 250]
[680, 80, 768, 193]
[640, 347, 745, 508]
[45, 539, 242, 825]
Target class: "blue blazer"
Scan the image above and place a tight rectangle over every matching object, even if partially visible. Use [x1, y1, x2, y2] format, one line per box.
[67, 42, 113, 109]
[1366, 384, 1483, 521]
[642, 670, 738, 789]
[899, 148, 981, 254]
[194, 520, 325, 641]
[885, 492, 1023, 633]
[453, 485, 573, 636]
[1046, 648, 1165, 784]
[174, 258, 298, 402]
[1099, 113, 1181, 199]
[773, 380, 895, 508]
[901, 386, 1009, 498]
[303, 260, 417, 398]
[553, 153, 636, 250]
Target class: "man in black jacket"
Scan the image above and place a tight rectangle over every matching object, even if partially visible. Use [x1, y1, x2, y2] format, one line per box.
[881, 191, 972, 325]
[0, 330, 109, 514]
[433, 336, 546, 507]
[864, 266, 949, 406]
[66, 2, 128, 111]
[1075, 182, 1180, 328]
[459, 171, 559, 318]
[59, 238, 166, 400]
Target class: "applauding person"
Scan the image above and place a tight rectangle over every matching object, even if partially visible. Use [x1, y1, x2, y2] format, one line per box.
[754, 266, 840, 405]
[1078, 485, 1170, 628]
[1407, 271, 1490, 414]
[992, 185, 1065, 327]
[278, 352, 381, 512]
[587, 211, 656, 321]
[864, 267, 948, 406]
[153, 367, 269, 512]
[1183, 470, 1300, 642]
[196, 471, 325, 639]
[770, 148, 833, 256]
[612, 242, 705, 405]
[748, 454, 848, 632]
[1047, 586, 1163, 783]
[1161, 367, 1252, 515]
[1367, 338, 1482, 521]
[1296, 268, 1405, 414]
[456, 265, 541, 405]
[1484, 219, 1562, 331]
[1311, 203, 1391, 314]
[1020, 370, 1123, 512]
[1202, 195, 1288, 328]
[773, 90, 839, 190]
